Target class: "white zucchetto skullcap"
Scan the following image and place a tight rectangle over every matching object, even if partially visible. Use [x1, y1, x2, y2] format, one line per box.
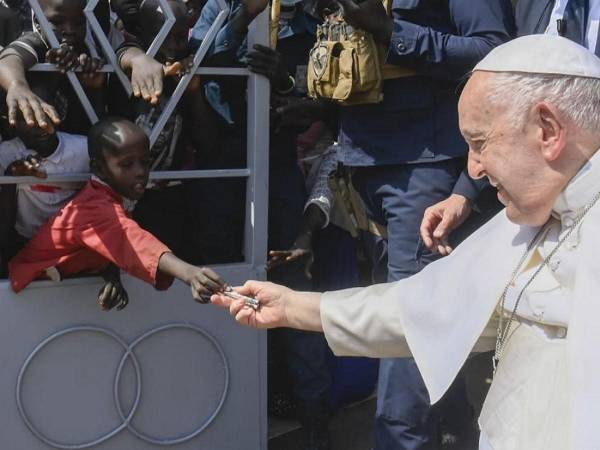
[474, 34, 600, 79]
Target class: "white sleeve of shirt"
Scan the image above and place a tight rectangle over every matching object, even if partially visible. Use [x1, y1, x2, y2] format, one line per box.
[58, 133, 90, 172]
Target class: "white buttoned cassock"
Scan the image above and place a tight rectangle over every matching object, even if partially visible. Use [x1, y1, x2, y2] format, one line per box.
[319, 35, 600, 450]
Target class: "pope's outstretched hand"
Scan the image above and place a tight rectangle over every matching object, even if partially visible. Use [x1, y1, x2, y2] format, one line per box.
[211, 280, 324, 332]
[211, 281, 291, 329]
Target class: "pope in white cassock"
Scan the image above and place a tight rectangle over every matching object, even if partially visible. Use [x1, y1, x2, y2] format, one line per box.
[212, 34, 600, 450]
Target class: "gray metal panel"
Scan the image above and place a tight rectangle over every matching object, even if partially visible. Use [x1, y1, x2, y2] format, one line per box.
[244, 10, 270, 278]
[0, 269, 265, 450]
[244, 14, 270, 450]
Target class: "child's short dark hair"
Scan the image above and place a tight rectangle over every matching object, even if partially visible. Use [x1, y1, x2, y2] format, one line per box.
[88, 117, 148, 162]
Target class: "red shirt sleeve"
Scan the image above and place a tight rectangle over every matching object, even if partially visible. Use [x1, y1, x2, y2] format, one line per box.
[76, 201, 174, 290]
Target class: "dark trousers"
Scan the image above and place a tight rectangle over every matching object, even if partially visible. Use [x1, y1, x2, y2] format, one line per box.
[352, 159, 468, 450]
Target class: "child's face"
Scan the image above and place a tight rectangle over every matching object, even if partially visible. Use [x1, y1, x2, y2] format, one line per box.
[39, 0, 87, 48]
[141, 1, 190, 63]
[14, 118, 58, 157]
[99, 136, 151, 201]
[184, 0, 205, 27]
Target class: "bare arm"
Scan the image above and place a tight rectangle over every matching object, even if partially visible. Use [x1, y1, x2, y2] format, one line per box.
[0, 51, 34, 91]
[158, 252, 226, 302]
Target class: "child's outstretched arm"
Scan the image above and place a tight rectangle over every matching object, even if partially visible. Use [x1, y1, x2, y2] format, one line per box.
[157, 252, 226, 303]
[98, 263, 129, 311]
[76, 204, 225, 300]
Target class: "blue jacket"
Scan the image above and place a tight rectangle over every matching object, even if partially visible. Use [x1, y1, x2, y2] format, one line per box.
[337, 0, 515, 166]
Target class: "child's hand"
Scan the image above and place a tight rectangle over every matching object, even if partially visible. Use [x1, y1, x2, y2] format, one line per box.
[164, 58, 202, 93]
[267, 231, 314, 279]
[78, 54, 104, 73]
[98, 278, 130, 310]
[130, 53, 180, 105]
[5, 83, 61, 132]
[77, 55, 106, 89]
[187, 267, 227, 304]
[167, 56, 193, 76]
[5, 155, 48, 178]
[99, 263, 129, 310]
[46, 43, 79, 73]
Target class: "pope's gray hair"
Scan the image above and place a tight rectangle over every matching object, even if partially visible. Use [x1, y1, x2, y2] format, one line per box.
[485, 72, 600, 130]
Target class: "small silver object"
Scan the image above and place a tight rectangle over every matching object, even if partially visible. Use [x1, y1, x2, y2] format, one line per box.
[223, 287, 260, 311]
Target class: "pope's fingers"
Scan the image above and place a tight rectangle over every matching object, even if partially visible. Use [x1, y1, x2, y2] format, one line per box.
[235, 306, 255, 326]
[237, 280, 264, 297]
[229, 298, 246, 317]
[210, 293, 232, 308]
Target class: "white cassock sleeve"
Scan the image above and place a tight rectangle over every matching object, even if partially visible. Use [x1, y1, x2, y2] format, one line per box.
[319, 210, 539, 403]
[321, 284, 499, 358]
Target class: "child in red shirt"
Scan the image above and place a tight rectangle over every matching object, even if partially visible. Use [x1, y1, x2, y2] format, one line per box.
[10, 117, 225, 309]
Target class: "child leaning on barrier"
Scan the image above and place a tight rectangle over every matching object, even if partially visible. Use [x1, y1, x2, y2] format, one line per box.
[9, 117, 227, 311]
[0, 0, 110, 134]
[0, 83, 89, 275]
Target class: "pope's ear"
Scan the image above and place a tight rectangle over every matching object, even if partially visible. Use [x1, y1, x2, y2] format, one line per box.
[534, 101, 566, 162]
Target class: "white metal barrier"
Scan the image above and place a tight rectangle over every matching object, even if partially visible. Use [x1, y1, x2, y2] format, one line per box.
[0, 0, 269, 448]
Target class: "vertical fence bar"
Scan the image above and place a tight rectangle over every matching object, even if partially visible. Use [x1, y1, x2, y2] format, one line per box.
[245, 9, 270, 450]
[245, 10, 270, 281]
